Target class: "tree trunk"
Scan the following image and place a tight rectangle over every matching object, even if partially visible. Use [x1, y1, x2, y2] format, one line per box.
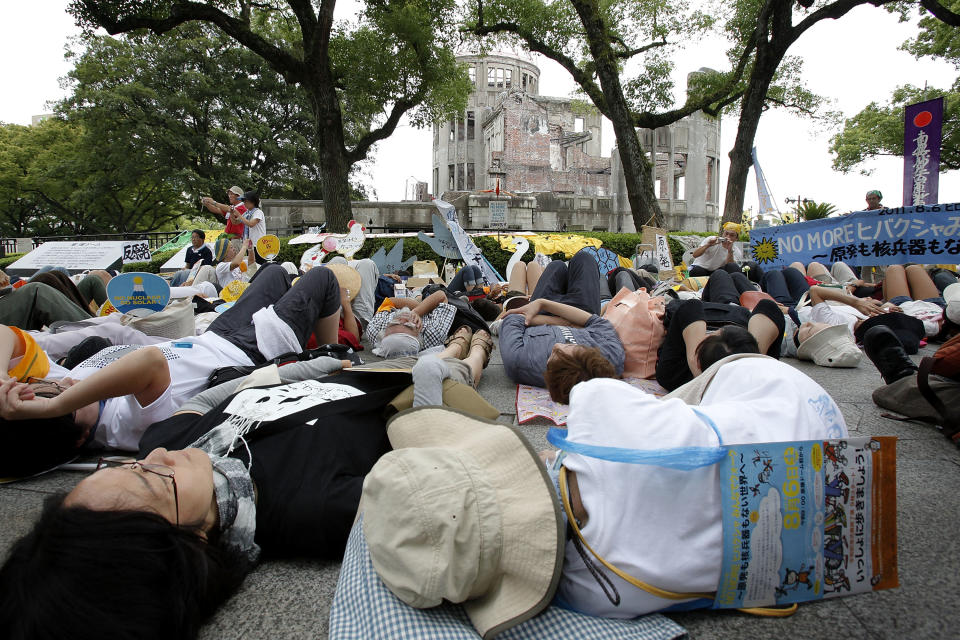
[571, 0, 664, 230]
[722, 53, 781, 226]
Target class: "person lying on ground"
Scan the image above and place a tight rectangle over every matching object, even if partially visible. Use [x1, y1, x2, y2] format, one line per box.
[499, 249, 624, 388]
[367, 289, 454, 357]
[0, 362, 413, 639]
[358, 355, 847, 637]
[0, 264, 342, 463]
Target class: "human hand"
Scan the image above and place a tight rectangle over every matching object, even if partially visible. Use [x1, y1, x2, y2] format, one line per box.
[339, 287, 351, 305]
[384, 273, 402, 282]
[502, 298, 542, 325]
[853, 297, 884, 317]
[707, 236, 719, 246]
[340, 360, 353, 369]
[0, 378, 58, 420]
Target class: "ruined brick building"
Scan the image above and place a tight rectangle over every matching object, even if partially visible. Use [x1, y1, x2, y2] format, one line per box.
[432, 53, 721, 232]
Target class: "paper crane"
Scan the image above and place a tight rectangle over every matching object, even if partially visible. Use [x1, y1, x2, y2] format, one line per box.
[417, 214, 462, 259]
[369, 238, 417, 275]
[300, 220, 366, 270]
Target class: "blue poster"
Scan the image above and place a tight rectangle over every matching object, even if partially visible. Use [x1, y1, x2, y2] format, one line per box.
[747, 203, 960, 267]
[106, 272, 170, 315]
[715, 437, 898, 610]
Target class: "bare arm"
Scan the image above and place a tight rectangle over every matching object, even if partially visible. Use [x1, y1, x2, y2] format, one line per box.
[230, 240, 253, 270]
[0, 325, 23, 378]
[502, 298, 592, 327]
[691, 237, 717, 258]
[808, 285, 883, 317]
[413, 290, 447, 317]
[340, 287, 360, 341]
[201, 197, 230, 215]
[0, 346, 171, 420]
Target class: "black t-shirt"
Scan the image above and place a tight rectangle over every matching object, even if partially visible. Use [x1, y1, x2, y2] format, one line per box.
[138, 370, 411, 558]
[185, 245, 214, 268]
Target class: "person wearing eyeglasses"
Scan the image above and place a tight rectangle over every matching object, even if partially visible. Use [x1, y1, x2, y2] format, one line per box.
[0, 344, 497, 637]
[0, 264, 346, 478]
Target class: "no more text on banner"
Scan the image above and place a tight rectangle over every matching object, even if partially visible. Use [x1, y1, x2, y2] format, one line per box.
[747, 203, 960, 268]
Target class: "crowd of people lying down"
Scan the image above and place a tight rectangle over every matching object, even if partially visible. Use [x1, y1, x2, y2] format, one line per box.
[1, 229, 958, 638]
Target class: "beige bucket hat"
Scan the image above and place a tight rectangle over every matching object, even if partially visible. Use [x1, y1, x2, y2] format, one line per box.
[361, 407, 563, 639]
[796, 323, 861, 367]
[322, 263, 361, 301]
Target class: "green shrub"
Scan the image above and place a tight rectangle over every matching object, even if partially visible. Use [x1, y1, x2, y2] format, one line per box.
[0, 253, 26, 270]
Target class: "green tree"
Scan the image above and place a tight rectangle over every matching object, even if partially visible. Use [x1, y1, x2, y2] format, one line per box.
[60, 23, 352, 220]
[0, 119, 184, 236]
[720, 0, 960, 225]
[830, 83, 960, 173]
[467, 0, 758, 229]
[69, 0, 471, 232]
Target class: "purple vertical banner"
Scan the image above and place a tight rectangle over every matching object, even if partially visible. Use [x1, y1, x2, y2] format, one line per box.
[903, 97, 944, 206]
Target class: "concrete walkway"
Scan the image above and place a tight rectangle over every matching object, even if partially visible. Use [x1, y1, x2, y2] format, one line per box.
[1, 344, 958, 639]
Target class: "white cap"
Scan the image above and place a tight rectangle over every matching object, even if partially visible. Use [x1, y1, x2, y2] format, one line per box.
[796, 324, 862, 368]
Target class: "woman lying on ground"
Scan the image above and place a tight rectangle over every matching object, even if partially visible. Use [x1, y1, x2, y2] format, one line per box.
[0, 264, 342, 476]
[358, 350, 848, 638]
[0, 360, 417, 639]
[499, 249, 625, 388]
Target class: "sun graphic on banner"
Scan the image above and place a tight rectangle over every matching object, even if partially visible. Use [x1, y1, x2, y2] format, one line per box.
[751, 237, 779, 264]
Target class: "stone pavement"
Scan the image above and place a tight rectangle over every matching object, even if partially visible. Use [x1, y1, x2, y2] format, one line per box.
[1, 344, 958, 639]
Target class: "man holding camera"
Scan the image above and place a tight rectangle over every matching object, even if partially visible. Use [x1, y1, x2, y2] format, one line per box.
[689, 222, 744, 277]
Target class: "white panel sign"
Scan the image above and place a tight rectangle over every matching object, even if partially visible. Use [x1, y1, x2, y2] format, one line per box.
[5, 241, 125, 274]
[655, 234, 674, 271]
[489, 201, 508, 229]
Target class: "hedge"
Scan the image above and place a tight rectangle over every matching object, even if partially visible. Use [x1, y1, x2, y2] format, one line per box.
[118, 230, 714, 276]
[0, 254, 26, 270]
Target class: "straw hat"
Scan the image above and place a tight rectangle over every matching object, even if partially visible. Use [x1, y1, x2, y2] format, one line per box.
[362, 407, 563, 639]
[323, 263, 361, 301]
[796, 323, 861, 367]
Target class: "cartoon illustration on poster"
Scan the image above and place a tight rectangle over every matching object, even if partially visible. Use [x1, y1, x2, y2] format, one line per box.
[715, 436, 897, 609]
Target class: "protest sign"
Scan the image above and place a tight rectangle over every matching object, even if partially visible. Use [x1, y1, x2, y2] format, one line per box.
[716, 436, 897, 609]
[107, 272, 170, 316]
[122, 240, 152, 264]
[256, 234, 280, 261]
[747, 203, 960, 267]
[489, 201, 508, 229]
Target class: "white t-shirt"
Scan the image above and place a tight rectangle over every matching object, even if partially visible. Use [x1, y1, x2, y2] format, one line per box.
[691, 237, 742, 271]
[558, 358, 848, 618]
[801, 301, 865, 335]
[71, 332, 254, 451]
[215, 261, 253, 289]
[244, 207, 266, 245]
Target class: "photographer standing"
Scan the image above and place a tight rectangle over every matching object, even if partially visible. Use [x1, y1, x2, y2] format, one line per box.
[689, 222, 744, 277]
[201, 186, 247, 239]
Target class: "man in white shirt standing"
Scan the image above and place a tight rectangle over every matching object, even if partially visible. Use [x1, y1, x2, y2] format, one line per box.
[239, 191, 267, 264]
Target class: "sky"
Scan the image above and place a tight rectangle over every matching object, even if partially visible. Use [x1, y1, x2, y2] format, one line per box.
[1, 2, 957, 217]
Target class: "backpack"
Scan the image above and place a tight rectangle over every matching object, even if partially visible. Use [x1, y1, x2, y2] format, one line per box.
[916, 333, 960, 445]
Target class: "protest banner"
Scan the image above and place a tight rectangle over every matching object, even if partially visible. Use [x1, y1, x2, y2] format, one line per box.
[122, 240, 152, 264]
[903, 98, 943, 207]
[747, 203, 960, 268]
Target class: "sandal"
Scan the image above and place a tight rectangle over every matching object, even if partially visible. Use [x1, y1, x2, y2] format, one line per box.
[469, 330, 495, 368]
[445, 326, 473, 359]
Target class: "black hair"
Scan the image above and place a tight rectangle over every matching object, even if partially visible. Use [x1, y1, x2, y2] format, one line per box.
[0, 385, 85, 477]
[696, 326, 759, 372]
[0, 495, 250, 640]
[471, 297, 501, 321]
[241, 191, 261, 208]
[192, 229, 206, 240]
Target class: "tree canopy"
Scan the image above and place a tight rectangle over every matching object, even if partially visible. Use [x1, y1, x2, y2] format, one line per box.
[69, 0, 471, 232]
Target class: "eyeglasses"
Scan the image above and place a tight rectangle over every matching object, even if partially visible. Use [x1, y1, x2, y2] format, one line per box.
[96, 457, 179, 525]
[25, 377, 67, 394]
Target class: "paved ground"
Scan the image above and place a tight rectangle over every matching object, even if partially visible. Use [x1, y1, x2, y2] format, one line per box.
[2, 342, 958, 639]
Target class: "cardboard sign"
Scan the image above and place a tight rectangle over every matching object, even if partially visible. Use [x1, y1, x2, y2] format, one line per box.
[417, 214, 461, 259]
[5, 241, 125, 275]
[369, 238, 417, 275]
[256, 234, 280, 260]
[122, 240, 152, 264]
[655, 234, 674, 271]
[406, 260, 445, 288]
[106, 272, 170, 316]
